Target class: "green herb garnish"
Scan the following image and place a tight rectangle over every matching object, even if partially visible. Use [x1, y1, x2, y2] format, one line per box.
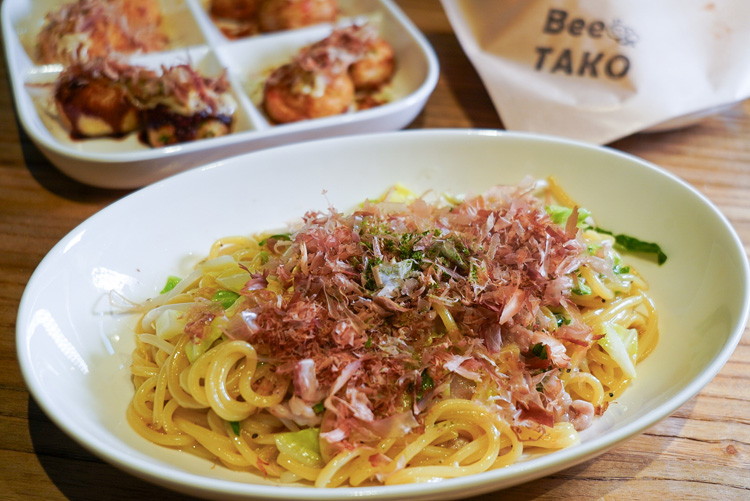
[613, 256, 631, 274]
[420, 370, 435, 393]
[363, 257, 383, 291]
[555, 313, 570, 327]
[572, 278, 592, 296]
[531, 343, 548, 359]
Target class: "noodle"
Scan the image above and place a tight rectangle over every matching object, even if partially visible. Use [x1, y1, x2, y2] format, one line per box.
[127, 178, 660, 486]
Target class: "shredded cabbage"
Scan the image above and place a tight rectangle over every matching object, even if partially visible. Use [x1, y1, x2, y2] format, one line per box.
[155, 308, 188, 340]
[545, 204, 592, 226]
[185, 315, 227, 363]
[216, 269, 252, 292]
[275, 428, 323, 467]
[598, 324, 638, 379]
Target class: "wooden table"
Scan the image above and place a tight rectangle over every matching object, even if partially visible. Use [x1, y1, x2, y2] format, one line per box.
[2, 1, 749, 499]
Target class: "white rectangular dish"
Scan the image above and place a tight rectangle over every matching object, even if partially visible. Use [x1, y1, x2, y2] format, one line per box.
[2, 0, 438, 188]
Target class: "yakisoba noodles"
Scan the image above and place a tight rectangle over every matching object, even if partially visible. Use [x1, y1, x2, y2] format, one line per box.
[128, 178, 660, 486]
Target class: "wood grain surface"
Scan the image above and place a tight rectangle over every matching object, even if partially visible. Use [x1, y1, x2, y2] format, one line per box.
[1, 1, 749, 499]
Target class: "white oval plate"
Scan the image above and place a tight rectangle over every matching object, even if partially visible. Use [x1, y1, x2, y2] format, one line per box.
[17, 130, 750, 500]
[2, 0, 438, 189]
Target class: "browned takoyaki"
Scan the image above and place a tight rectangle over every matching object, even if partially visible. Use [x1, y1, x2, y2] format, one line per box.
[210, 0, 260, 21]
[349, 36, 396, 90]
[258, 0, 338, 33]
[137, 65, 237, 147]
[52, 59, 237, 147]
[36, 0, 167, 65]
[262, 24, 396, 124]
[263, 63, 354, 123]
[54, 62, 141, 138]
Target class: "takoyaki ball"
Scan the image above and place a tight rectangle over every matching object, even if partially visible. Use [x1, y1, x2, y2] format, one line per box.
[263, 63, 354, 123]
[355, 94, 386, 110]
[54, 69, 140, 138]
[258, 0, 337, 33]
[210, 0, 259, 20]
[144, 106, 233, 147]
[120, 0, 163, 27]
[37, 0, 166, 64]
[140, 66, 237, 147]
[349, 37, 396, 90]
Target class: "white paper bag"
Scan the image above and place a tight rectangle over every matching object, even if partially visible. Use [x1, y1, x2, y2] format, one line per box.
[440, 0, 750, 144]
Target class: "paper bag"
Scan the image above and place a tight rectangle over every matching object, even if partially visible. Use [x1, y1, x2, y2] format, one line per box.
[440, 0, 750, 144]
